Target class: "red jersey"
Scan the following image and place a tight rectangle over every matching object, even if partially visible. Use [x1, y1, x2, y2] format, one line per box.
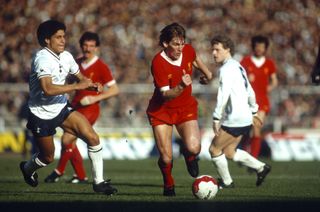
[147, 44, 197, 111]
[240, 56, 276, 112]
[71, 56, 114, 124]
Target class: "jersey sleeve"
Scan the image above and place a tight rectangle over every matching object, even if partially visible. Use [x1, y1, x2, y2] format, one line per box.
[240, 56, 249, 70]
[100, 62, 116, 87]
[151, 58, 169, 91]
[268, 59, 277, 75]
[247, 81, 259, 114]
[185, 44, 196, 61]
[212, 67, 233, 121]
[34, 56, 53, 79]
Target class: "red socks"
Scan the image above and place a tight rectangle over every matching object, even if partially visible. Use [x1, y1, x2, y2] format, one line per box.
[158, 159, 174, 189]
[70, 146, 86, 180]
[56, 144, 86, 180]
[56, 143, 74, 174]
[250, 136, 261, 158]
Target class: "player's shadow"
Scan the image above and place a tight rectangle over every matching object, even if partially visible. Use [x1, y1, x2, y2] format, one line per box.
[113, 182, 184, 188]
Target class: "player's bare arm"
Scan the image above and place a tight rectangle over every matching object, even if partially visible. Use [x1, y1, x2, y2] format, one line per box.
[267, 73, 278, 93]
[253, 113, 263, 127]
[80, 83, 120, 106]
[39, 76, 92, 96]
[192, 56, 213, 84]
[162, 70, 192, 100]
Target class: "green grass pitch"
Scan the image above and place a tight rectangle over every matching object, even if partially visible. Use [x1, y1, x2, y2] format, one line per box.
[0, 155, 319, 211]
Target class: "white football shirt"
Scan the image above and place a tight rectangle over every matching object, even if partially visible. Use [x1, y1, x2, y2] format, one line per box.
[28, 47, 79, 119]
[213, 58, 258, 127]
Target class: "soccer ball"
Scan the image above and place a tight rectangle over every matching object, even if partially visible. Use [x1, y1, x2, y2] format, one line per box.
[192, 175, 218, 200]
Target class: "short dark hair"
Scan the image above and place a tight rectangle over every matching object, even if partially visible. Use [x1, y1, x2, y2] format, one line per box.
[251, 35, 269, 50]
[159, 22, 185, 47]
[210, 35, 235, 56]
[79, 31, 100, 47]
[37, 20, 66, 47]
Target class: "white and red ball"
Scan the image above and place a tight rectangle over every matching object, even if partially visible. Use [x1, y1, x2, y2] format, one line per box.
[192, 175, 218, 200]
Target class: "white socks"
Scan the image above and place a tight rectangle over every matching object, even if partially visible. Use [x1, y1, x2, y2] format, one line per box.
[233, 149, 265, 172]
[24, 153, 47, 175]
[88, 144, 104, 184]
[211, 154, 233, 185]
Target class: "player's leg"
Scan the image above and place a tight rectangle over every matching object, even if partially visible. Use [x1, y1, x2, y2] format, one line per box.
[250, 110, 266, 158]
[44, 133, 75, 183]
[61, 111, 117, 195]
[152, 124, 175, 196]
[68, 109, 98, 183]
[69, 142, 88, 183]
[224, 128, 271, 187]
[209, 129, 236, 188]
[44, 132, 87, 183]
[176, 120, 200, 177]
[228, 138, 271, 187]
[20, 136, 54, 187]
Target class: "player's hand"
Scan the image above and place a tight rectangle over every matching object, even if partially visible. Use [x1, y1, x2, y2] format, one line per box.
[199, 72, 213, 85]
[87, 82, 103, 92]
[77, 77, 94, 90]
[253, 114, 263, 127]
[181, 69, 192, 87]
[213, 120, 220, 136]
[80, 95, 98, 106]
[95, 83, 103, 92]
[199, 75, 209, 84]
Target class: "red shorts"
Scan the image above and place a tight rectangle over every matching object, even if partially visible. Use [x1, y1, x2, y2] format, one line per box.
[76, 105, 100, 125]
[257, 98, 270, 114]
[147, 100, 198, 126]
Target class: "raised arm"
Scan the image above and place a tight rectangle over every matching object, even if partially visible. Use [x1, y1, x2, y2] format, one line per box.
[193, 56, 213, 84]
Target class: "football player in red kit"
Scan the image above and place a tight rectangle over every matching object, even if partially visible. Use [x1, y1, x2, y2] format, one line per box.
[240, 35, 278, 158]
[146, 23, 212, 196]
[45, 31, 119, 183]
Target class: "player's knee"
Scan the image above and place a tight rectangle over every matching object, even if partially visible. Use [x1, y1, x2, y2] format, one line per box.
[209, 145, 221, 157]
[188, 143, 200, 155]
[85, 132, 100, 146]
[224, 151, 235, 160]
[161, 155, 173, 165]
[185, 137, 201, 154]
[39, 154, 54, 164]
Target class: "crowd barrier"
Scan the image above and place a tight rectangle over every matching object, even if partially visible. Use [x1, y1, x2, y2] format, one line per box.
[1, 128, 320, 161]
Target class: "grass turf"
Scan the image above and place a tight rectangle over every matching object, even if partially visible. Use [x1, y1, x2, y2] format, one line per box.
[0, 154, 319, 211]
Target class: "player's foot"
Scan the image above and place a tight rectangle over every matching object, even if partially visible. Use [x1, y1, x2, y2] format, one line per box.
[20, 161, 38, 187]
[44, 170, 62, 183]
[67, 176, 89, 184]
[93, 180, 117, 195]
[185, 157, 199, 178]
[217, 178, 235, 189]
[163, 186, 176, 196]
[256, 164, 271, 186]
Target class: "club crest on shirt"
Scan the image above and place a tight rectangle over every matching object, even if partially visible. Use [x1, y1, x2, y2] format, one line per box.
[168, 74, 172, 79]
[188, 62, 192, 71]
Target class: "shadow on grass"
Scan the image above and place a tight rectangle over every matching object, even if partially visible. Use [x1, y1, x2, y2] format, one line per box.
[1, 201, 320, 212]
[113, 182, 185, 188]
[0, 189, 162, 197]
